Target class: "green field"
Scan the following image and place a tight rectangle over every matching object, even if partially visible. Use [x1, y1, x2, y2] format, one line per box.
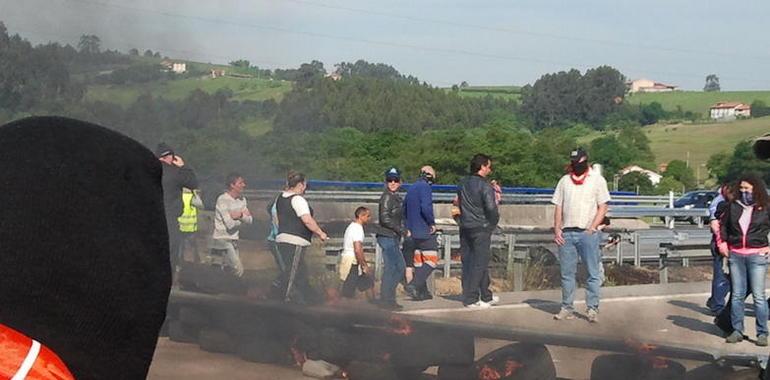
[628, 91, 770, 115]
[85, 76, 292, 107]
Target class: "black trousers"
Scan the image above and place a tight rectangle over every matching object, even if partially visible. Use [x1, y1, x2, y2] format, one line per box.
[341, 264, 374, 298]
[461, 228, 493, 305]
[277, 243, 317, 304]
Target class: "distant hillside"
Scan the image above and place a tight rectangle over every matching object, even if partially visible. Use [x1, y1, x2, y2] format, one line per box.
[627, 91, 770, 116]
[451, 85, 522, 101]
[86, 76, 291, 107]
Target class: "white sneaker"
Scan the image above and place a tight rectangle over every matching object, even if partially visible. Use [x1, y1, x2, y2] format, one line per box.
[553, 309, 576, 320]
[465, 301, 491, 309]
[486, 295, 500, 306]
[587, 308, 599, 323]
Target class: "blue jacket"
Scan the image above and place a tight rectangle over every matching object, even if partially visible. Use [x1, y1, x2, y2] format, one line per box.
[404, 178, 435, 239]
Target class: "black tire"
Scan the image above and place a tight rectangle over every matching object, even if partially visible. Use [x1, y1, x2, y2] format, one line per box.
[198, 328, 235, 353]
[437, 364, 473, 380]
[685, 363, 735, 379]
[178, 306, 209, 327]
[474, 343, 555, 380]
[167, 320, 198, 344]
[393, 365, 428, 380]
[345, 361, 399, 380]
[237, 336, 293, 365]
[591, 354, 685, 380]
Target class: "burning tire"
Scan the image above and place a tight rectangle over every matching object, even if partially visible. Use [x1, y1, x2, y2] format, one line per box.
[472, 343, 556, 380]
[590, 354, 685, 380]
[237, 336, 294, 365]
[198, 328, 236, 353]
[167, 320, 199, 344]
[685, 363, 737, 379]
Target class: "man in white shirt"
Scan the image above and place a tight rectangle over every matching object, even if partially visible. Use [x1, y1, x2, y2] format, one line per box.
[340, 207, 375, 299]
[551, 148, 611, 323]
[212, 173, 252, 277]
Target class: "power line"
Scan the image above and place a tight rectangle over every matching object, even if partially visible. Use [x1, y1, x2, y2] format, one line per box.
[50, 0, 770, 86]
[283, 0, 770, 62]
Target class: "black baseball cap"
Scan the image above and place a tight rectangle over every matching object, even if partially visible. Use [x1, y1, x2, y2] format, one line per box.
[385, 167, 401, 181]
[155, 142, 174, 158]
[570, 148, 588, 163]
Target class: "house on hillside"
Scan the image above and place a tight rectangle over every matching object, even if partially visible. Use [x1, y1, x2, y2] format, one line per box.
[325, 71, 342, 81]
[620, 165, 663, 185]
[627, 78, 678, 93]
[210, 69, 226, 78]
[710, 102, 751, 120]
[161, 60, 187, 74]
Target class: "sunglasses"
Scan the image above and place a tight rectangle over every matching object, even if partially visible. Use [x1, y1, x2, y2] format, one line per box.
[386, 179, 400, 183]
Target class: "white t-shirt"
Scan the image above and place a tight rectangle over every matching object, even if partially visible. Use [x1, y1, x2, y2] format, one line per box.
[342, 222, 365, 264]
[551, 169, 611, 230]
[275, 191, 313, 246]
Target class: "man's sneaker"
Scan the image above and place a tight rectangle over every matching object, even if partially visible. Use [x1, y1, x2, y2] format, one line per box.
[465, 301, 491, 309]
[587, 308, 599, 323]
[757, 335, 768, 347]
[379, 301, 404, 311]
[553, 309, 575, 320]
[485, 295, 500, 306]
[726, 331, 744, 343]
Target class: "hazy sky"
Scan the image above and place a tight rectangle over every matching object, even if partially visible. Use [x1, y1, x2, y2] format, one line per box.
[2, 0, 769, 90]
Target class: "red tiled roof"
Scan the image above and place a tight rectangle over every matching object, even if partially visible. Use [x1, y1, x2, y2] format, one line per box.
[711, 102, 748, 109]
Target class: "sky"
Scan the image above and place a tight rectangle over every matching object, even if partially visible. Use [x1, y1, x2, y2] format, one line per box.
[1, 0, 769, 90]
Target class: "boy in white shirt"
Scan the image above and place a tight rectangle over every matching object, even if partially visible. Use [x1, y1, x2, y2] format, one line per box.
[340, 207, 375, 300]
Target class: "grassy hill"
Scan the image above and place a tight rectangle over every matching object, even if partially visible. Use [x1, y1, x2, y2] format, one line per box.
[85, 76, 291, 107]
[627, 91, 770, 115]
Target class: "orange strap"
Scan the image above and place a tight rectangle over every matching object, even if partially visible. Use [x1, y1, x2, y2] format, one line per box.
[0, 324, 74, 380]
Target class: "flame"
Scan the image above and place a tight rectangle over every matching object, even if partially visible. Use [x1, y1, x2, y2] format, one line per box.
[387, 315, 414, 336]
[478, 365, 502, 380]
[289, 336, 306, 366]
[504, 359, 524, 377]
[624, 339, 656, 354]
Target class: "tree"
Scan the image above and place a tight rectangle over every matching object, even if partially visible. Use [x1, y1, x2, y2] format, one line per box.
[663, 160, 696, 190]
[128, 48, 139, 56]
[639, 102, 667, 125]
[655, 177, 685, 195]
[143, 49, 154, 57]
[706, 151, 730, 181]
[229, 59, 250, 68]
[704, 74, 720, 92]
[722, 140, 770, 184]
[77, 34, 101, 55]
[460, 81, 469, 88]
[618, 171, 654, 194]
[751, 100, 770, 118]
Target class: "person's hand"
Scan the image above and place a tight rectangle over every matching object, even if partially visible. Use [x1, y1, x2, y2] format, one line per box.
[171, 155, 185, 167]
[406, 230, 412, 237]
[585, 227, 597, 236]
[718, 242, 729, 257]
[361, 265, 369, 274]
[242, 208, 252, 217]
[554, 229, 565, 246]
[760, 247, 770, 255]
[229, 211, 243, 219]
[318, 231, 329, 241]
[430, 225, 437, 234]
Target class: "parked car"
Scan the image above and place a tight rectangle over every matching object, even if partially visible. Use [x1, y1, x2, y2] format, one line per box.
[663, 190, 718, 225]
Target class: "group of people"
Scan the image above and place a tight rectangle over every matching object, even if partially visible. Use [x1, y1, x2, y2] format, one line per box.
[707, 176, 770, 346]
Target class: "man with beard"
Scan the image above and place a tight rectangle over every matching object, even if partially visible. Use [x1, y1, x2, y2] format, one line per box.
[551, 148, 610, 323]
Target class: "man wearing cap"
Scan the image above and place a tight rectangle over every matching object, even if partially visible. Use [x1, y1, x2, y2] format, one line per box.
[552, 148, 610, 323]
[404, 165, 439, 301]
[157, 143, 199, 281]
[377, 167, 407, 310]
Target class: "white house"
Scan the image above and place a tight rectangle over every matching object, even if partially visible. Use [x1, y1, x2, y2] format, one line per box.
[171, 62, 187, 74]
[710, 102, 751, 120]
[627, 78, 678, 93]
[620, 165, 663, 185]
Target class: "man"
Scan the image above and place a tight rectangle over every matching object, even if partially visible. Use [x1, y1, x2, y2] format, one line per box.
[157, 143, 198, 280]
[178, 187, 202, 264]
[276, 171, 329, 303]
[212, 173, 252, 277]
[340, 207, 376, 300]
[404, 165, 439, 301]
[457, 154, 500, 308]
[552, 148, 610, 323]
[706, 183, 731, 314]
[377, 167, 407, 310]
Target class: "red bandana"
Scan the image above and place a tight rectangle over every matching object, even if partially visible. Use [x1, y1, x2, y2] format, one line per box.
[570, 172, 588, 185]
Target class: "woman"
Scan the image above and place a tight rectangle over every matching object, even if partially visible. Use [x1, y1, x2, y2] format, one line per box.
[718, 175, 770, 346]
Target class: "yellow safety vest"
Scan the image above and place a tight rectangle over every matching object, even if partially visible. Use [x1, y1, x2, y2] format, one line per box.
[178, 189, 198, 233]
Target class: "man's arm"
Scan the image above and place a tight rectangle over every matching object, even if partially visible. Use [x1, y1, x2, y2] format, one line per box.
[588, 203, 609, 231]
[553, 205, 565, 246]
[217, 197, 241, 230]
[419, 185, 436, 227]
[301, 214, 328, 240]
[354, 240, 368, 273]
[482, 183, 500, 227]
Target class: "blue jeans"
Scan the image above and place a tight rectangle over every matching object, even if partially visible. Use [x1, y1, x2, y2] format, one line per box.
[729, 253, 769, 337]
[558, 230, 602, 311]
[707, 239, 730, 313]
[378, 236, 406, 303]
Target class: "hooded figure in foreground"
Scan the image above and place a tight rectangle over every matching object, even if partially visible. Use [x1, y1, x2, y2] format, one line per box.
[0, 117, 171, 379]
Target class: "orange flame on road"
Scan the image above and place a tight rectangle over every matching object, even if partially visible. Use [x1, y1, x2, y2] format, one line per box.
[387, 315, 414, 336]
[504, 359, 524, 377]
[478, 365, 502, 380]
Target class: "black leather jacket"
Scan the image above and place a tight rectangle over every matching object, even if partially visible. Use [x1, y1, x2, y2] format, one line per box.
[720, 201, 770, 249]
[457, 174, 500, 231]
[378, 190, 404, 237]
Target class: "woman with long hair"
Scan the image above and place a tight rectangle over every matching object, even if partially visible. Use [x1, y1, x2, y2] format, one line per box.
[718, 174, 770, 346]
